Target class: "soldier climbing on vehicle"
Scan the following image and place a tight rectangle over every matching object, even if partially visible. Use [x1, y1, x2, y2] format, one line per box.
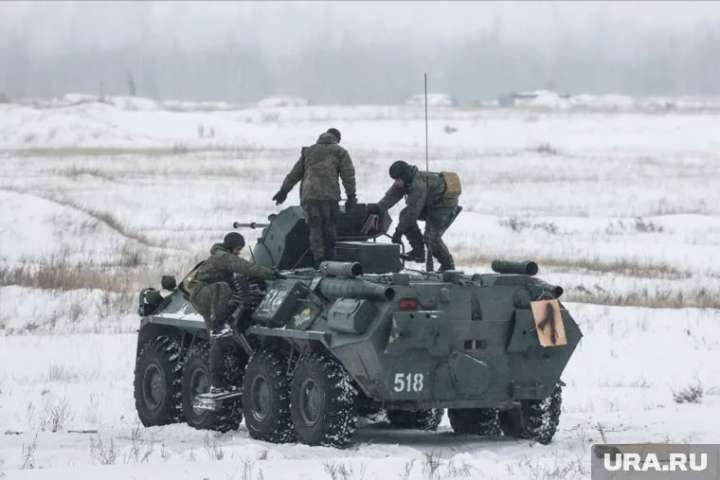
[272, 128, 357, 266]
[373, 160, 462, 271]
[183, 232, 275, 394]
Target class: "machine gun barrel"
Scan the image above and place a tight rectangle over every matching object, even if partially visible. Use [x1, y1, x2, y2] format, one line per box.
[319, 261, 363, 278]
[318, 278, 395, 301]
[491, 260, 539, 276]
[233, 221, 270, 229]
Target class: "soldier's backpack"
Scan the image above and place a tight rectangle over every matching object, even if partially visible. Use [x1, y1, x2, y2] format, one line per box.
[440, 171, 462, 200]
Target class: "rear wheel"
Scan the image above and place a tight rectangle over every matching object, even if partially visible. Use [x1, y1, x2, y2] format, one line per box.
[242, 349, 295, 443]
[499, 384, 562, 445]
[387, 409, 444, 431]
[448, 408, 501, 436]
[290, 353, 357, 447]
[181, 345, 243, 433]
[134, 336, 183, 426]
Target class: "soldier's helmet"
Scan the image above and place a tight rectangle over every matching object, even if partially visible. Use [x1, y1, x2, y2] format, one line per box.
[389, 160, 411, 180]
[223, 232, 245, 250]
[327, 128, 341, 142]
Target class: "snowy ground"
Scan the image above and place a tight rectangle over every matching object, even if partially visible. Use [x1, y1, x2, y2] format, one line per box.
[1, 97, 719, 478]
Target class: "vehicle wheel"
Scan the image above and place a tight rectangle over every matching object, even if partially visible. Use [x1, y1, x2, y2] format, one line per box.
[448, 408, 501, 436]
[242, 349, 295, 443]
[134, 336, 183, 426]
[181, 345, 243, 433]
[499, 384, 562, 445]
[290, 353, 357, 447]
[386, 409, 444, 431]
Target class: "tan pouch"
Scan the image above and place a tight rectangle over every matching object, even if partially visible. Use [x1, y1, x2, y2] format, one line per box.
[441, 171, 462, 199]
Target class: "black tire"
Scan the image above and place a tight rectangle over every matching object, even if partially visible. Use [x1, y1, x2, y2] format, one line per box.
[448, 408, 501, 436]
[242, 349, 295, 443]
[290, 353, 357, 447]
[386, 409, 444, 431]
[181, 345, 243, 433]
[134, 336, 183, 426]
[499, 384, 562, 445]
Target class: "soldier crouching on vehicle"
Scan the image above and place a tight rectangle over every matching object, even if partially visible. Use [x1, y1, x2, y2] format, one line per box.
[272, 128, 357, 266]
[374, 161, 462, 271]
[184, 232, 275, 393]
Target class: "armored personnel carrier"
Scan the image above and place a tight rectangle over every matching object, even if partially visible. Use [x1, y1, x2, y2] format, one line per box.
[134, 204, 582, 447]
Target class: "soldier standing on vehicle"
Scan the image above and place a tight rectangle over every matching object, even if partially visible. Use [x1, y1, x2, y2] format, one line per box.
[374, 160, 462, 271]
[272, 128, 357, 266]
[184, 232, 274, 394]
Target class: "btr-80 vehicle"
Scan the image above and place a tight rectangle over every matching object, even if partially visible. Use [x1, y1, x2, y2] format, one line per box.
[134, 204, 582, 447]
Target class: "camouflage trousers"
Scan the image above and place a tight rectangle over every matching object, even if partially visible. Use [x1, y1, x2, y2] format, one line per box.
[189, 282, 235, 388]
[405, 207, 456, 270]
[303, 200, 339, 263]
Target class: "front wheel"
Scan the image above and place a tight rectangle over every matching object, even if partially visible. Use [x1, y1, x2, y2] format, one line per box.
[242, 349, 295, 443]
[290, 353, 357, 447]
[499, 384, 562, 445]
[133, 336, 183, 426]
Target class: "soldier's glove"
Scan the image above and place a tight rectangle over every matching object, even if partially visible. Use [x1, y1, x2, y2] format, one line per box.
[391, 229, 403, 244]
[271, 268, 285, 279]
[272, 189, 288, 205]
[345, 195, 358, 211]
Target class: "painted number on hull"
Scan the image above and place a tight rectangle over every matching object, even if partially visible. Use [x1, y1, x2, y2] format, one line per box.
[393, 373, 424, 392]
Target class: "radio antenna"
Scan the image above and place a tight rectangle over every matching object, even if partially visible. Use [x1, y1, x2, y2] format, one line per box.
[424, 73, 429, 173]
[423, 73, 434, 273]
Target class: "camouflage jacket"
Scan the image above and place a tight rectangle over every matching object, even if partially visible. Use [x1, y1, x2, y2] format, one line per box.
[377, 166, 457, 232]
[184, 244, 273, 295]
[280, 132, 356, 204]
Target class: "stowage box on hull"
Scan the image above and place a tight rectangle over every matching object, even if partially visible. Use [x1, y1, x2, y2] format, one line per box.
[334, 241, 401, 274]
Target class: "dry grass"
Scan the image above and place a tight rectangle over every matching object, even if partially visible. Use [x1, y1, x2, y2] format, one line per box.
[457, 253, 720, 308]
[673, 384, 704, 404]
[65, 165, 119, 182]
[6, 144, 280, 158]
[457, 252, 688, 280]
[49, 197, 156, 246]
[568, 285, 720, 309]
[90, 435, 117, 465]
[0, 259, 115, 291]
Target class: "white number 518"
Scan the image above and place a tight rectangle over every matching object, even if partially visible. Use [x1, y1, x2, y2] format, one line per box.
[393, 373, 424, 392]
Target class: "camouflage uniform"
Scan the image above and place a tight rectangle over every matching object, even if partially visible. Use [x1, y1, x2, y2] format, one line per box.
[279, 132, 356, 262]
[185, 243, 273, 388]
[378, 166, 459, 270]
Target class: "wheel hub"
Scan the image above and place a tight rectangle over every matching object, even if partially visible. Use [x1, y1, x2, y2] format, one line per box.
[251, 375, 271, 422]
[299, 378, 324, 426]
[143, 363, 166, 410]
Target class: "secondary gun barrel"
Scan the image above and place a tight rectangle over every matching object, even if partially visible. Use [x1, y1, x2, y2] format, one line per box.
[233, 221, 270, 229]
[491, 260, 539, 276]
[319, 261, 363, 278]
[318, 278, 395, 301]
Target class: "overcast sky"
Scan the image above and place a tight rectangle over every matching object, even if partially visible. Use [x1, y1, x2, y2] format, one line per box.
[2, 2, 719, 102]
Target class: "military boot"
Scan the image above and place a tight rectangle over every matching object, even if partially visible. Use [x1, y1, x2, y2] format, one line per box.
[401, 249, 426, 263]
[402, 227, 426, 263]
[438, 261, 455, 272]
[437, 254, 455, 272]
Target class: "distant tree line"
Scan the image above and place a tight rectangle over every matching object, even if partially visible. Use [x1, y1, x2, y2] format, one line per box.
[1, 25, 719, 103]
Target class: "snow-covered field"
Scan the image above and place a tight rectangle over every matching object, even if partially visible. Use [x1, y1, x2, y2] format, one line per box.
[1, 97, 719, 479]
